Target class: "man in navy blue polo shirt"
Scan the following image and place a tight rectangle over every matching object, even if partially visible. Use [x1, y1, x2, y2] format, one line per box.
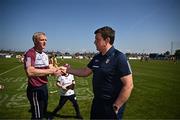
[60, 26, 133, 119]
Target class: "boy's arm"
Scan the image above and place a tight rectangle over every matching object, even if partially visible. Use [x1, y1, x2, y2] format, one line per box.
[56, 81, 67, 90]
[72, 80, 75, 84]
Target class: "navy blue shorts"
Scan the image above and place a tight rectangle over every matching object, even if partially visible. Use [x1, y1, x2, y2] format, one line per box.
[27, 84, 48, 119]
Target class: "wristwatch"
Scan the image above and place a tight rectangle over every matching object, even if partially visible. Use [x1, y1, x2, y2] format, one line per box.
[113, 105, 118, 111]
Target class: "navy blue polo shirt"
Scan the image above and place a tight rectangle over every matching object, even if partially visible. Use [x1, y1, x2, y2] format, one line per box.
[87, 46, 132, 101]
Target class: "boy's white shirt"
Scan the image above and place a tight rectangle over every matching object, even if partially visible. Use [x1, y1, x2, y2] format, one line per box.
[58, 74, 75, 96]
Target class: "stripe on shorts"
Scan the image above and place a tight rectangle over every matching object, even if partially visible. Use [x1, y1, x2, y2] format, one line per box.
[33, 92, 40, 118]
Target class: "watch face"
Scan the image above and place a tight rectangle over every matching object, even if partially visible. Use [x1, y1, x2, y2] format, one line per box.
[113, 105, 118, 110]
[113, 105, 119, 114]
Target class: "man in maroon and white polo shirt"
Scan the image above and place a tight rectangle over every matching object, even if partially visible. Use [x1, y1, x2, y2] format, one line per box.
[24, 32, 60, 119]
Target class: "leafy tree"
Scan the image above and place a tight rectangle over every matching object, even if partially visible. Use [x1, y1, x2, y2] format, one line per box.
[164, 51, 170, 56]
[175, 49, 180, 59]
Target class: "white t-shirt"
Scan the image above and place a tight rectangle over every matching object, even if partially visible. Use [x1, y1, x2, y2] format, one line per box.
[58, 74, 75, 96]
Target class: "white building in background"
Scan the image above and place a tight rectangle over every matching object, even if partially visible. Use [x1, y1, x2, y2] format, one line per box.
[5, 55, 12, 58]
[128, 56, 141, 60]
[75, 56, 83, 59]
[0, 53, 12, 58]
[57, 56, 72, 59]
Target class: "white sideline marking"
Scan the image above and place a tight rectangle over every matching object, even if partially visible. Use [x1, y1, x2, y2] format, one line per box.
[0, 65, 22, 76]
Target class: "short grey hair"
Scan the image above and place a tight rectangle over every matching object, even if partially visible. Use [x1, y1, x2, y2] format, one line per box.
[32, 32, 46, 42]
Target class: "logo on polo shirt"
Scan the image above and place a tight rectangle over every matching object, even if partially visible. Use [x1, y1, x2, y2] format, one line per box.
[35, 52, 49, 67]
[105, 59, 110, 64]
[92, 65, 99, 68]
[95, 59, 99, 62]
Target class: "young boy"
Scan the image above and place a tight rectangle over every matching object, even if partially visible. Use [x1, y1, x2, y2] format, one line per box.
[51, 65, 83, 119]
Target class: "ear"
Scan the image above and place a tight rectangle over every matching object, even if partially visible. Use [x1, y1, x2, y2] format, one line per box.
[34, 39, 38, 46]
[105, 37, 110, 44]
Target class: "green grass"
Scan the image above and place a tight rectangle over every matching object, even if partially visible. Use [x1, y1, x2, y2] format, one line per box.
[124, 60, 180, 119]
[0, 58, 180, 119]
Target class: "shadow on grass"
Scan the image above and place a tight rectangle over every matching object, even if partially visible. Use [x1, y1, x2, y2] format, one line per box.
[45, 111, 77, 119]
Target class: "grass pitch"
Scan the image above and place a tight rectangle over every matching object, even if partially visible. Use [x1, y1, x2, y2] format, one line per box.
[0, 58, 180, 119]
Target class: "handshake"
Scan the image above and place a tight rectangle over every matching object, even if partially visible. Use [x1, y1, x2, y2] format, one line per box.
[51, 63, 70, 77]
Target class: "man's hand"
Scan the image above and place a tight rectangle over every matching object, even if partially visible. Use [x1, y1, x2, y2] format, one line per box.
[53, 64, 70, 76]
[113, 104, 119, 114]
[49, 66, 58, 75]
[53, 69, 64, 76]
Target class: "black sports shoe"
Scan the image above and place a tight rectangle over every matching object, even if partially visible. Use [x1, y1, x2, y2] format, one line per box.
[76, 114, 83, 119]
[48, 113, 55, 120]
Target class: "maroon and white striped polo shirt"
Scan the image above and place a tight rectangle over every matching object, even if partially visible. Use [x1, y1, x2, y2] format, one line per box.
[24, 47, 49, 87]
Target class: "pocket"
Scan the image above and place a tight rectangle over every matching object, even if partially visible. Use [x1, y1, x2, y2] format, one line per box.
[103, 102, 117, 118]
